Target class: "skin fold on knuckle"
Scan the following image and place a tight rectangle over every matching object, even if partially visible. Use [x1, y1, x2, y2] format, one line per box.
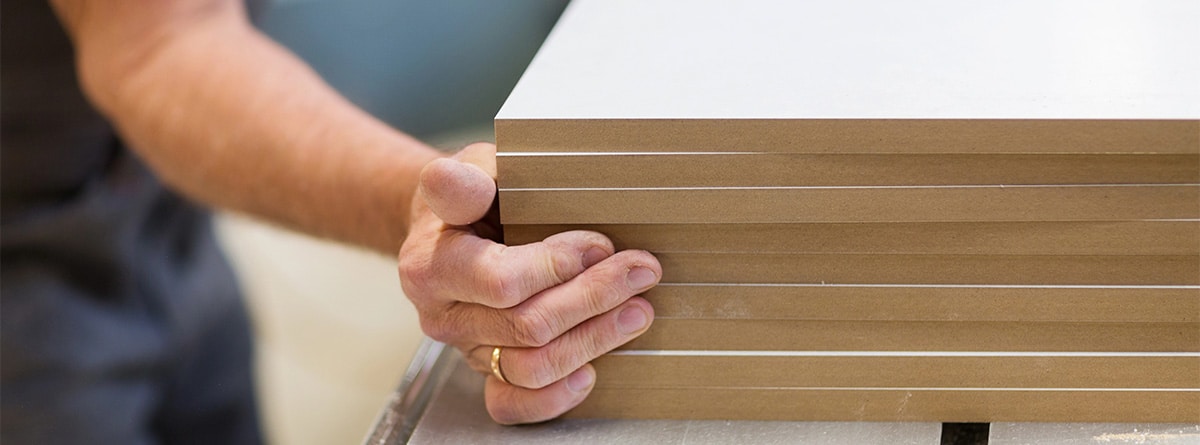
[524, 346, 570, 389]
[542, 311, 625, 382]
[544, 231, 611, 277]
[478, 245, 529, 308]
[538, 322, 613, 390]
[483, 263, 525, 309]
[420, 303, 486, 347]
[464, 346, 493, 374]
[549, 245, 583, 285]
[397, 243, 443, 302]
[510, 303, 557, 347]
[397, 261, 429, 298]
[417, 308, 455, 343]
[509, 242, 570, 298]
[581, 265, 629, 315]
[539, 236, 587, 279]
[582, 316, 622, 358]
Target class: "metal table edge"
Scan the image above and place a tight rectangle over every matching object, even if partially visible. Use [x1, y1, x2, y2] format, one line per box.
[362, 338, 453, 445]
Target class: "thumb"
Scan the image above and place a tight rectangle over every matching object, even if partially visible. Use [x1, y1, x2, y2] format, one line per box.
[418, 143, 498, 226]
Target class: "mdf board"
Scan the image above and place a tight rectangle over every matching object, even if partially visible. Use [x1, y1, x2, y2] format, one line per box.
[649, 253, 1199, 285]
[578, 354, 1200, 422]
[499, 185, 1200, 224]
[621, 320, 1200, 352]
[505, 221, 1200, 256]
[499, 153, 1200, 188]
[642, 285, 1200, 323]
[494, 0, 1200, 422]
[495, 119, 1200, 154]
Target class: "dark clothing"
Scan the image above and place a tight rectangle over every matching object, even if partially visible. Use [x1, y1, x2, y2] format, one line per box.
[1, 1, 261, 443]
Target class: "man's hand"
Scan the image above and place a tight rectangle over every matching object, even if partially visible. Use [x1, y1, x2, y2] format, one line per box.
[398, 143, 661, 424]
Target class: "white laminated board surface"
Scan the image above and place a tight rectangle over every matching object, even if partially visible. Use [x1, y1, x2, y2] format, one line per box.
[497, 0, 1200, 120]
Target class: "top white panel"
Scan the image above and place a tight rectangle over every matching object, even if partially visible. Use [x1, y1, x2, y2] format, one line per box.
[497, 0, 1200, 120]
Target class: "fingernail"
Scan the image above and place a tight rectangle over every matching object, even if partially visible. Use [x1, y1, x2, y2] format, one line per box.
[626, 266, 658, 291]
[617, 305, 649, 335]
[582, 247, 608, 268]
[566, 367, 594, 393]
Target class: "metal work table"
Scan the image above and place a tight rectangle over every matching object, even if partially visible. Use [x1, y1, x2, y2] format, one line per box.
[365, 339, 1200, 444]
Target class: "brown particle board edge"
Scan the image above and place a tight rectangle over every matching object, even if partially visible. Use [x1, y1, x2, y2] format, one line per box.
[497, 153, 1200, 188]
[565, 388, 1200, 423]
[641, 285, 1200, 323]
[651, 253, 1198, 286]
[619, 320, 1200, 352]
[498, 185, 1200, 224]
[504, 221, 1200, 256]
[495, 119, 1200, 154]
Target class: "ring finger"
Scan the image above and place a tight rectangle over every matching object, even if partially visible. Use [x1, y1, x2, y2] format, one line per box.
[473, 297, 654, 389]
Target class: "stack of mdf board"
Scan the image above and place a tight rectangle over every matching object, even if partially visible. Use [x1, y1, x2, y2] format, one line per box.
[494, 0, 1200, 422]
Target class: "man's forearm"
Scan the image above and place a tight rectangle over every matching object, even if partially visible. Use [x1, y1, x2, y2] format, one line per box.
[61, 1, 441, 252]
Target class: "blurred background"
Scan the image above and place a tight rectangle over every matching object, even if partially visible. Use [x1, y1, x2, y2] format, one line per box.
[216, 1, 567, 443]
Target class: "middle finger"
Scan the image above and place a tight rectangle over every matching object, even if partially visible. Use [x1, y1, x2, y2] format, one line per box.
[443, 249, 661, 350]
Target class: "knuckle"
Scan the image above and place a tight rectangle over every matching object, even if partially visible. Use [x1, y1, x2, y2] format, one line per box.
[541, 235, 594, 275]
[418, 305, 479, 345]
[485, 265, 525, 308]
[481, 247, 527, 307]
[582, 324, 616, 358]
[510, 305, 557, 347]
[397, 257, 415, 283]
[463, 346, 494, 375]
[575, 318, 620, 364]
[418, 310, 452, 342]
[400, 281, 435, 309]
[526, 347, 569, 389]
[581, 271, 626, 314]
[549, 247, 581, 283]
[397, 256, 434, 295]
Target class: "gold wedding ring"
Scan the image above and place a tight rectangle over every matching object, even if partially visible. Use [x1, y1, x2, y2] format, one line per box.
[491, 346, 509, 384]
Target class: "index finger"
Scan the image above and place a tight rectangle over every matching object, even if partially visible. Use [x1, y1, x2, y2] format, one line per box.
[400, 222, 616, 309]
